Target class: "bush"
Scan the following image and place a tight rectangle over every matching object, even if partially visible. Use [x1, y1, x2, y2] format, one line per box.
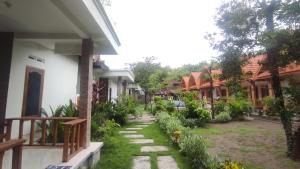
[153, 96, 164, 114]
[196, 107, 212, 124]
[164, 99, 175, 113]
[215, 111, 231, 123]
[227, 96, 251, 119]
[214, 100, 226, 115]
[179, 135, 219, 169]
[262, 96, 278, 116]
[157, 112, 219, 169]
[91, 119, 120, 141]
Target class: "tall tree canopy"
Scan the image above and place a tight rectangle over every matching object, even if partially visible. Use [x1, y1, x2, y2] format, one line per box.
[209, 0, 300, 156]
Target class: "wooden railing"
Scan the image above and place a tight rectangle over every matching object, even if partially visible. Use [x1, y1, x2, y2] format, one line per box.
[4, 117, 86, 162]
[62, 119, 86, 162]
[0, 139, 26, 169]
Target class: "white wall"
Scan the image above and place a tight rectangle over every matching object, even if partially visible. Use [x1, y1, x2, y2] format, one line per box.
[5, 40, 79, 137]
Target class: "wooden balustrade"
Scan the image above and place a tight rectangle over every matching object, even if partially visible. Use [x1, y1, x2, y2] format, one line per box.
[0, 139, 26, 169]
[4, 117, 86, 162]
[5, 117, 78, 146]
[62, 119, 86, 162]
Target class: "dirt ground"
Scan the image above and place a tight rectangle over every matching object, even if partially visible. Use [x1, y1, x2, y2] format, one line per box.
[193, 119, 300, 169]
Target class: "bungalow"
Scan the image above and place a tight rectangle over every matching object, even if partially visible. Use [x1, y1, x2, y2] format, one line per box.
[93, 62, 135, 103]
[0, 0, 120, 169]
[181, 55, 300, 108]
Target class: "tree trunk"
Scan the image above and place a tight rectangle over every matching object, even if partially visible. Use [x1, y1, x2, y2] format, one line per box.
[144, 91, 148, 110]
[210, 81, 215, 119]
[265, 0, 294, 156]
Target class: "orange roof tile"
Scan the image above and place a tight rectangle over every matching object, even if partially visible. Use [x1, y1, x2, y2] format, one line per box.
[255, 62, 300, 80]
[181, 76, 190, 90]
[242, 54, 266, 78]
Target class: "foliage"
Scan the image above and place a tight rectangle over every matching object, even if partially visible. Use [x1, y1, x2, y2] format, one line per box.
[284, 80, 300, 116]
[91, 119, 120, 141]
[196, 107, 212, 124]
[40, 100, 79, 143]
[214, 100, 227, 115]
[215, 111, 232, 123]
[227, 95, 251, 119]
[179, 134, 220, 169]
[153, 96, 164, 113]
[165, 99, 175, 113]
[262, 96, 278, 116]
[220, 160, 244, 169]
[157, 112, 219, 169]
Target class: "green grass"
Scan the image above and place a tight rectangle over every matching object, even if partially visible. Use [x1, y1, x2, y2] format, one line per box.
[94, 124, 140, 169]
[139, 123, 192, 169]
[95, 123, 192, 169]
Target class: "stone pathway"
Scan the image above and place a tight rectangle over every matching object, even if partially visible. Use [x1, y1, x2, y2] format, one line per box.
[119, 114, 180, 169]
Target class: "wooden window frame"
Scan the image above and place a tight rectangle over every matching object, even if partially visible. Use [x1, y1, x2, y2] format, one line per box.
[21, 66, 45, 117]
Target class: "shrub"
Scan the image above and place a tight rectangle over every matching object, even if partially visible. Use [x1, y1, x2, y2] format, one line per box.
[214, 100, 226, 115]
[91, 119, 120, 141]
[179, 135, 219, 169]
[196, 107, 212, 124]
[227, 96, 251, 119]
[164, 99, 175, 113]
[220, 160, 244, 169]
[215, 111, 231, 123]
[154, 96, 164, 111]
[262, 96, 278, 116]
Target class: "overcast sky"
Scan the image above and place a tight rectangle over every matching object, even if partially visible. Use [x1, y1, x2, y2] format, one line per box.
[101, 0, 223, 69]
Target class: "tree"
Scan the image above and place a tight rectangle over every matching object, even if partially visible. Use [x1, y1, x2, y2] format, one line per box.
[209, 0, 300, 156]
[129, 56, 161, 110]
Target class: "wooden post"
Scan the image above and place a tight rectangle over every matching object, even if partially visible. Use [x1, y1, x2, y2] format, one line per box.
[52, 120, 58, 146]
[41, 120, 46, 145]
[63, 126, 70, 162]
[12, 145, 22, 169]
[250, 81, 257, 107]
[29, 120, 35, 146]
[18, 120, 24, 139]
[79, 39, 93, 147]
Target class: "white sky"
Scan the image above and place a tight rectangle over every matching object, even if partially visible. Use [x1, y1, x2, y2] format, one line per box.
[101, 0, 223, 69]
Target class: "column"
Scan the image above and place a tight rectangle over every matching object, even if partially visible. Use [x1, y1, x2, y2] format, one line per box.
[117, 76, 122, 96]
[79, 39, 93, 147]
[0, 32, 14, 134]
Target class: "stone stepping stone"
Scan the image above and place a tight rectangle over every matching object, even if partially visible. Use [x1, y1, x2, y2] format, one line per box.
[133, 156, 151, 169]
[135, 125, 148, 128]
[157, 156, 179, 169]
[119, 131, 137, 134]
[140, 122, 153, 125]
[130, 139, 154, 144]
[141, 146, 168, 152]
[124, 134, 144, 138]
[126, 128, 142, 130]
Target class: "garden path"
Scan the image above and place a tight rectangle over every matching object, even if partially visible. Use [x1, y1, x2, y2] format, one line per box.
[119, 114, 180, 169]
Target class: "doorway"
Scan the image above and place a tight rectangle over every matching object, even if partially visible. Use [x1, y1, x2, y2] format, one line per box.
[22, 66, 44, 116]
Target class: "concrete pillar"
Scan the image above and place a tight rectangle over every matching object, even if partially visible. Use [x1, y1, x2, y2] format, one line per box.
[117, 76, 122, 96]
[79, 39, 93, 147]
[0, 32, 14, 134]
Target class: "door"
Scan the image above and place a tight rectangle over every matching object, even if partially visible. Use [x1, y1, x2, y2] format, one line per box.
[22, 66, 44, 116]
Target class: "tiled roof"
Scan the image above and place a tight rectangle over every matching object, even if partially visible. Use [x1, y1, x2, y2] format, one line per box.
[190, 72, 202, 89]
[242, 54, 266, 79]
[255, 62, 300, 80]
[181, 76, 190, 90]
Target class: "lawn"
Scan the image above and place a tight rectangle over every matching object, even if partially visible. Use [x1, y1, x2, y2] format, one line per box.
[96, 122, 191, 169]
[192, 120, 300, 169]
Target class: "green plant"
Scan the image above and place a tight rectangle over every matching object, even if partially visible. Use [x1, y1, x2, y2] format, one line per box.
[262, 96, 278, 116]
[153, 96, 164, 114]
[215, 111, 232, 123]
[227, 96, 251, 119]
[179, 135, 219, 169]
[164, 99, 175, 113]
[214, 100, 227, 115]
[196, 107, 212, 125]
[92, 119, 120, 141]
[220, 160, 244, 169]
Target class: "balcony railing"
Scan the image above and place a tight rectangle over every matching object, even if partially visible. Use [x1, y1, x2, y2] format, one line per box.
[1, 117, 87, 168]
[0, 139, 26, 169]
